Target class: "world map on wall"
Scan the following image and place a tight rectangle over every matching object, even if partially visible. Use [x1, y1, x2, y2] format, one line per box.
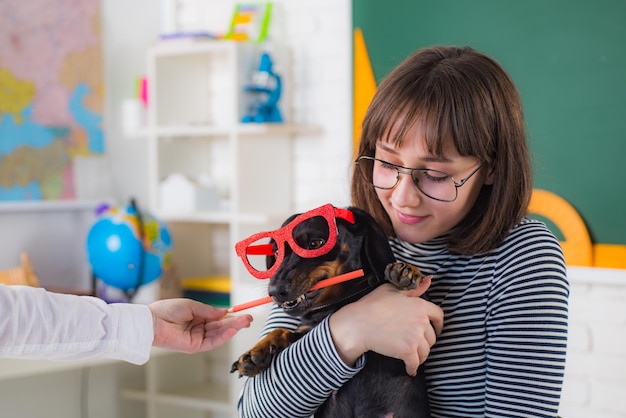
[0, 0, 103, 201]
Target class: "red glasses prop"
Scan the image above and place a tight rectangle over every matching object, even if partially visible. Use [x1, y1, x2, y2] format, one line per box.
[235, 204, 355, 279]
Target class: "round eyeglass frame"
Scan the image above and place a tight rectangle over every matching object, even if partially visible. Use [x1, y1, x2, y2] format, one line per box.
[355, 156, 485, 202]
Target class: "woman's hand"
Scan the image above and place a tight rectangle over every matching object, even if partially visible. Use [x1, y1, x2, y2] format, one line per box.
[149, 298, 253, 353]
[328, 276, 443, 376]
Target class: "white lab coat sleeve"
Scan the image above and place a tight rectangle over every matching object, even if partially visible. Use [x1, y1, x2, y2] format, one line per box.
[0, 284, 154, 365]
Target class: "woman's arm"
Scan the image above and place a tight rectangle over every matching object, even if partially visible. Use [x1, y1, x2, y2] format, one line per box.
[237, 305, 363, 417]
[485, 228, 569, 417]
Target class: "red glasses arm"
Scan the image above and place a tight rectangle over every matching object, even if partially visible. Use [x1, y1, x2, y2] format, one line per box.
[245, 243, 275, 256]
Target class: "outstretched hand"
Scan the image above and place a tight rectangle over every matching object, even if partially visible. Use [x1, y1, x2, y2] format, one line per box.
[149, 298, 253, 353]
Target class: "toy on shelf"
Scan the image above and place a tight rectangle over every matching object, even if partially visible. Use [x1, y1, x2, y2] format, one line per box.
[241, 51, 283, 123]
[86, 199, 173, 302]
[226, 3, 273, 43]
[0, 253, 39, 287]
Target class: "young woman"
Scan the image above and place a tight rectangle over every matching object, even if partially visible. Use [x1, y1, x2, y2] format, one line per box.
[238, 45, 569, 417]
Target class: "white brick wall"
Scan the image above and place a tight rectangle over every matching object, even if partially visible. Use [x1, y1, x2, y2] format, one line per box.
[271, 0, 354, 211]
[559, 267, 626, 418]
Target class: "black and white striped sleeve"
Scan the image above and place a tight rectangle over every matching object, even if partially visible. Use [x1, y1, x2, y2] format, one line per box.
[237, 306, 365, 417]
[484, 225, 569, 417]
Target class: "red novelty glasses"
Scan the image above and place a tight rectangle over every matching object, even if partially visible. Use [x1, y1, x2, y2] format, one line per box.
[235, 204, 355, 279]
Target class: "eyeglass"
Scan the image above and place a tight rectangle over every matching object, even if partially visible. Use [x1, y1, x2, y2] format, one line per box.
[355, 156, 484, 202]
[234, 203, 355, 279]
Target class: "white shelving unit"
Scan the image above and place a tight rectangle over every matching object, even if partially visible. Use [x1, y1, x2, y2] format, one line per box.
[122, 40, 315, 417]
[121, 347, 236, 418]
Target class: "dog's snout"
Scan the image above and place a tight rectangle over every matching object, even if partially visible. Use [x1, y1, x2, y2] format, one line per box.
[268, 283, 290, 302]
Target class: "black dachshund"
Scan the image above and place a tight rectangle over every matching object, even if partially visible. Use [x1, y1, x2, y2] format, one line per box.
[231, 205, 430, 417]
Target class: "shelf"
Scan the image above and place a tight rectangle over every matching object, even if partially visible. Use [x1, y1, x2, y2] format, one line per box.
[129, 123, 320, 139]
[150, 39, 236, 57]
[0, 199, 111, 213]
[122, 381, 231, 412]
[140, 39, 301, 417]
[0, 347, 174, 381]
[156, 210, 278, 225]
[150, 125, 230, 138]
[0, 356, 117, 381]
[235, 123, 321, 136]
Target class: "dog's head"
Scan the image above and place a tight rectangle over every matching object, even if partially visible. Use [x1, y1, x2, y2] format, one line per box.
[265, 206, 394, 321]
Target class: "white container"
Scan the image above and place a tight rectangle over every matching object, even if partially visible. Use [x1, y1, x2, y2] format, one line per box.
[159, 173, 219, 213]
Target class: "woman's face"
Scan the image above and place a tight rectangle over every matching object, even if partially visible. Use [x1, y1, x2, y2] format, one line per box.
[374, 123, 492, 244]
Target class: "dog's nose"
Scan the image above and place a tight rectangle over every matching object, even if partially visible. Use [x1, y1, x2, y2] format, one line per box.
[268, 283, 290, 302]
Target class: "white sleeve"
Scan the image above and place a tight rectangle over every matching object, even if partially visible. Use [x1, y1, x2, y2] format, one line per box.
[0, 284, 154, 365]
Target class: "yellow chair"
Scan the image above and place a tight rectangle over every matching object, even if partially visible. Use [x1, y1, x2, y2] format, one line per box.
[0, 253, 40, 287]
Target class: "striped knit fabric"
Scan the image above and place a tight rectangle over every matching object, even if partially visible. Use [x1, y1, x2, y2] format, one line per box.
[238, 219, 569, 418]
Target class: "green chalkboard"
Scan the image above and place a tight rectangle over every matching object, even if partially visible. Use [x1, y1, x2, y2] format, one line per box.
[354, 0, 626, 245]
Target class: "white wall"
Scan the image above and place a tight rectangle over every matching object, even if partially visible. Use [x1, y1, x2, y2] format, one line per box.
[559, 268, 626, 418]
[102, 0, 160, 207]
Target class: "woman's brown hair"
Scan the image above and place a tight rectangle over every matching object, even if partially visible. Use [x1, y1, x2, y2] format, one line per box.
[351, 46, 532, 255]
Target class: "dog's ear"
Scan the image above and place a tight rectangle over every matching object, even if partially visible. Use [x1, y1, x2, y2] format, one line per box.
[281, 213, 300, 228]
[347, 207, 395, 282]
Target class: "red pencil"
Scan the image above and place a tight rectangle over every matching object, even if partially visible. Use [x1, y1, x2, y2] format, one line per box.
[227, 269, 365, 313]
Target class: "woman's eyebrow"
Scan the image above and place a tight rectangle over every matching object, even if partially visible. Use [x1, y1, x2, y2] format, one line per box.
[376, 143, 454, 163]
[422, 155, 454, 163]
[376, 143, 397, 154]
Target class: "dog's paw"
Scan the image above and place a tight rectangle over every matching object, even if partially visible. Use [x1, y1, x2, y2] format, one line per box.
[230, 328, 297, 377]
[230, 344, 277, 377]
[385, 261, 422, 290]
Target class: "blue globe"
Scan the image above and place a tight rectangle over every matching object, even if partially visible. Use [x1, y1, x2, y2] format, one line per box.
[86, 204, 173, 291]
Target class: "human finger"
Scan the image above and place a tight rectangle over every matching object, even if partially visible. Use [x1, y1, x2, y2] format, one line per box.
[222, 314, 253, 330]
[424, 317, 438, 347]
[204, 315, 252, 339]
[426, 303, 444, 336]
[416, 341, 431, 366]
[186, 300, 230, 321]
[402, 349, 421, 376]
[401, 277, 444, 336]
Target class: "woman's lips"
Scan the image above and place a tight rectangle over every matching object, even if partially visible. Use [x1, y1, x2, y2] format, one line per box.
[396, 210, 427, 225]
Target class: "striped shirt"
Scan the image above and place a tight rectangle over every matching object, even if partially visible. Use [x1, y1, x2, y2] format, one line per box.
[238, 219, 569, 417]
